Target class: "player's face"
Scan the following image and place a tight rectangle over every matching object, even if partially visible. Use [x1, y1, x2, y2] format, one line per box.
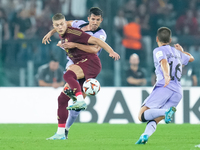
[88, 14, 103, 31]
[53, 19, 67, 35]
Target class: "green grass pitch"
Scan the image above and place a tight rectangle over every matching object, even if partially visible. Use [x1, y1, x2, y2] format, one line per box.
[0, 123, 199, 150]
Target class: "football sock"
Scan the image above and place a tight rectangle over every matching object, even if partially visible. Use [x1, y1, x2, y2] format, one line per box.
[63, 70, 82, 95]
[76, 94, 84, 101]
[56, 126, 66, 135]
[144, 109, 166, 121]
[57, 92, 70, 124]
[143, 120, 157, 137]
[66, 110, 81, 130]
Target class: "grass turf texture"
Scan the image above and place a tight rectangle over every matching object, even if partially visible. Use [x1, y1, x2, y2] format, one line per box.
[0, 123, 199, 150]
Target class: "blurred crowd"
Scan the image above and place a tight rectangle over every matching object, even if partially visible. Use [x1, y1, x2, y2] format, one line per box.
[0, 0, 200, 86]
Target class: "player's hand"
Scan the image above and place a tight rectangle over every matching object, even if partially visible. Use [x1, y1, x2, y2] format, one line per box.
[42, 32, 52, 45]
[109, 52, 120, 61]
[57, 41, 62, 47]
[61, 42, 76, 49]
[174, 43, 184, 52]
[164, 74, 171, 87]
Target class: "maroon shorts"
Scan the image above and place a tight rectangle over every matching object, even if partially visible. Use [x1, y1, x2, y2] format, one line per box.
[75, 55, 101, 80]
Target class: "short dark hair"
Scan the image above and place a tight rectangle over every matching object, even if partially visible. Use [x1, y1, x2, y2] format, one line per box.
[157, 27, 172, 43]
[52, 13, 65, 21]
[89, 7, 103, 17]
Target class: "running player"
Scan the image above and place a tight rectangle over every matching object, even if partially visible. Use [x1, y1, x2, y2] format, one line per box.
[135, 27, 194, 144]
[46, 13, 119, 140]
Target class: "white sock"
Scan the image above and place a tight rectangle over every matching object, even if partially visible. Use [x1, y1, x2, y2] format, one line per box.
[143, 121, 157, 137]
[56, 127, 65, 135]
[76, 95, 84, 101]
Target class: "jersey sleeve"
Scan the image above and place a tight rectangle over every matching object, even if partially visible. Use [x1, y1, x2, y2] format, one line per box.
[99, 30, 107, 42]
[180, 52, 190, 66]
[153, 48, 167, 63]
[71, 20, 86, 28]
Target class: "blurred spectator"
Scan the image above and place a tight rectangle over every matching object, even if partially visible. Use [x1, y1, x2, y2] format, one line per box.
[0, 7, 10, 40]
[176, 9, 198, 35]
[122, 17, 142, 60]
[60, 0, 87, 20]
[126, 53, 147, 86]
[137, 3, 150, 35]
[156, 3, 176, 33]
[114, 9, 128, 38]
[123, 0, 137, 21]
[181, 65, 198, 86]
[35, 57, 65, 88]
[0, 7, 10, 64]
[113, 9, 128, 59]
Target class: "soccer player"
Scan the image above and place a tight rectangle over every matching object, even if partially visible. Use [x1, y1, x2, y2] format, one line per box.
[43, 7, 107, 139]
[135, 27, 194, 144]
[46, 13, 120, 140]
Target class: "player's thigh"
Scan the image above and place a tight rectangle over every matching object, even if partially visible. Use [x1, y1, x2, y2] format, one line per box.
[161, 92, 182, 109]
[142, 86, 173, 109]
[67, 64, 84, 79]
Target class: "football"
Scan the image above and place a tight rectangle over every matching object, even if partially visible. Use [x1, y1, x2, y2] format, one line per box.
[83, 78, 100, 96]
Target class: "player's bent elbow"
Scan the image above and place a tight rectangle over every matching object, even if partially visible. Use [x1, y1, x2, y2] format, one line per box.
[189, 56, 194, 62]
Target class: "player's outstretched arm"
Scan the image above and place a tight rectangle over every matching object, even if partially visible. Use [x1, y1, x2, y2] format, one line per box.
[174, 43, 194, 62]
[42, 21, 74, 45]
[160, 59, 171, 87]
[59, 41, 100, 54]
[88, 36, 120, 60]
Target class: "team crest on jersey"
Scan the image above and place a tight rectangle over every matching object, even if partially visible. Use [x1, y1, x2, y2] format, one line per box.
[100, 35, 106, 41]
[156, 51, 163, 59]
[65, 39, 68, 42]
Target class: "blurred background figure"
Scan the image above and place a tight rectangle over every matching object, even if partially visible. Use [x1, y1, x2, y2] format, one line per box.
[125, 53, 147, 86]
[181, 65, 198, 86]
[35, 57, 65, 88]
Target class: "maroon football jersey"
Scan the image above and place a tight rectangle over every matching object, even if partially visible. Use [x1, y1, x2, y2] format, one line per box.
[59, 27, 97, 63]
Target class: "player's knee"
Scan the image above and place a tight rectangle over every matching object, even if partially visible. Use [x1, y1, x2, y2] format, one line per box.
[139, 112, 147, 122]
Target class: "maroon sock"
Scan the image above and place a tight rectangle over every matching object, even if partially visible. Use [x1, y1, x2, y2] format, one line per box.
[57, 92, 70, 124]
[63, 70, 82, 95]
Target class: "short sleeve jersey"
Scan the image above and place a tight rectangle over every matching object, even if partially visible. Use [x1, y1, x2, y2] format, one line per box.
[71, 20, 107, 56]
[59, 27, 98, 63]
[153, 45, 190, 94]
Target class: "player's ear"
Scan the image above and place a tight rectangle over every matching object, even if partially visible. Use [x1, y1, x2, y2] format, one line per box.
[87, 16, 90, 21]
[169, 38, 172, 43]
[156, 36, 158, 42]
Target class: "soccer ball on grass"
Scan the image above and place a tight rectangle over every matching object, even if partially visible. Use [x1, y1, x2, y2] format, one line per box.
[83, 78, 100, 96]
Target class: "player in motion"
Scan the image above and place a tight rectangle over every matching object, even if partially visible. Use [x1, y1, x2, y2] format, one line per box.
[43, 7, 107, 139]
[45, 13, 120, 140]
[135, 27, 194, 144]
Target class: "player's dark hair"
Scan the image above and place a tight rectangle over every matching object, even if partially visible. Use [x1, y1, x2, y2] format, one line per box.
[52, 13, 65, 21]
[157, 27, 171, 43]
[89, 7, 103, 17]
